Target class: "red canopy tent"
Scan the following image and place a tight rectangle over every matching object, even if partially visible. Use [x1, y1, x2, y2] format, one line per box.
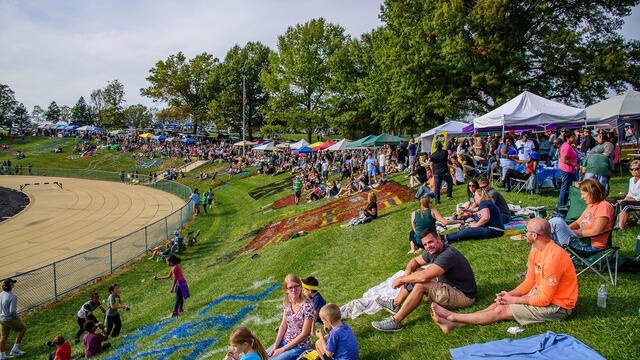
[312, 140, 335, 151]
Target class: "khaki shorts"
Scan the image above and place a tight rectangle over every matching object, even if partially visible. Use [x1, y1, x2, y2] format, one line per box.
[425, 280, 475, 309]
[0, 318, 26, 336]
[510, 289, 572, 326]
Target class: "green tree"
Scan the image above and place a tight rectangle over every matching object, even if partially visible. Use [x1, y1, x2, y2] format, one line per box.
[90, 88, 105, 125]
[45, 101, 62, 123]
[208, 42, 272, 139]
[124, 104, 153, 129]
[141, 52, 219, 133]
[99, 79, 126, 128]
[12, 103, 31, 132]
[71, 96, 95, 125]
[261, 18, 350, 142]
[380, 0, 640, 118]
[31, 105, 46, 124]
[0, 84, 18, 128]
[60, 105, 72, 124]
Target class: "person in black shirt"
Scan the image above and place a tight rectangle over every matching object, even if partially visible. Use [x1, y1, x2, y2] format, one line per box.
[371, 229, 476, 332]
[409, 163, 427, 188]
[430, 141, 454, 204]
[580, 128, 596, 154]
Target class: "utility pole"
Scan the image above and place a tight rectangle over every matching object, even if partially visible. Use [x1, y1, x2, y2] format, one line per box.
[242, 76, 246, 157]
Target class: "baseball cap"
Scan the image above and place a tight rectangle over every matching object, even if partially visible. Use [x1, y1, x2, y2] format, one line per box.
[523, 133, 529, 137]
[560, 128, 567, 132]
[3, 278, 17, 287]
[174, 231, 179, 235]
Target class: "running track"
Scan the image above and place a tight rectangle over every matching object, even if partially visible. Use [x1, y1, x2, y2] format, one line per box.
[0, 176, 185, 279]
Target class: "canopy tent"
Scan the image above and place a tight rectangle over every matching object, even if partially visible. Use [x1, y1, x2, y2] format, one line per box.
[233, 140, 257, 146]
[325, 139, 353, 151]
[184, 123, 194, 126]
[420, 121, 469, 152]
[151, 135, 167, 141]
[293, 146, 314, 154]
[362, 133, 407, 147]
[308, 141, 324, 148]
[139, 133, 155, 138]
[289, 139, 310, 150]
[64, 125, 79, 130]
[586, 90, 640, 144]
[276, 142, 291, 149]
[182, 138, 197, 143]
[312, 140, 335, 151]
[54, 124, 67, 130]
[110, 129, 125, 135]
[76, 126, 103, 131]
[167, 123, 180, 126]
[473, 91, 585, 130]
[253, 142, 278, 151]
[346, 135, 376, 149]
[37, 123, 53, 129]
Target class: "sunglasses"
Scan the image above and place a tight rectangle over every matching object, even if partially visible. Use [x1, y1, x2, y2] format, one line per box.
[631, 168, 640, 171]
[525, 230, 542, 236]
[286, 285, 301, 291]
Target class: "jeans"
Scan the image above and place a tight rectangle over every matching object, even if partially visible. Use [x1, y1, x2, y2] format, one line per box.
[409, 230, 425, 249]
[434, 173, 453, 204]
[444, 227, 504, 243]
[266, 340, 305, 360]
[76, 314, 98, 340]
[415, 184, 435, 200]
[549, 216, 602, 252]
[173, 287, 184, 313]
[583, 173, 608, 189]
[557, 170, 575, 207]
[105, 313, 121, 337]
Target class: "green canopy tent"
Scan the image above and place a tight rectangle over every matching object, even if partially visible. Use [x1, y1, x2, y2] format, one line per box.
[346, 135, 376, 149]
[361, 133, 408, 147]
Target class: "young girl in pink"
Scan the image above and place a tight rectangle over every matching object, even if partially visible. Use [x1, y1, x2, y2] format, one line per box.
[154, 254, 190, 317]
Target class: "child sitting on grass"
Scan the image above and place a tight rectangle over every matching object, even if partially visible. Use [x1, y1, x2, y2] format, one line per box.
[302, 276, 326, 329]
[224, 327, 268, 360]
[47, 335, 70, 360]
[314, 304, 359, 360]
[83, 321, 111, 358]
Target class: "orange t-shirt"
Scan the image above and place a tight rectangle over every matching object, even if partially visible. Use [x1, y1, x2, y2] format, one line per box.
[515, 241, 578, 309]
[576, 201, 614, 249]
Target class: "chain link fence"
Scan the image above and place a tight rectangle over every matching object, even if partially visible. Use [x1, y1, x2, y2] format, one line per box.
[7, 168, 193, 313]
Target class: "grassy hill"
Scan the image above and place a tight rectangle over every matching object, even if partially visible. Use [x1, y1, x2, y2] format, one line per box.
[3, 141, 639, 359]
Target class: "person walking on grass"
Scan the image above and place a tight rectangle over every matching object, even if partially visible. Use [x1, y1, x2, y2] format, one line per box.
[191, 189, 200, 216]
[154, 254, 190, 317]
[293, 176, 302, 206]
[0, 279, 26, 359]
[105, 284, 129, 338]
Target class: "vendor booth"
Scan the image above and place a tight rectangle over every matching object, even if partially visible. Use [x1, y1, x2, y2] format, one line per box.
[420, 121, 468, 153]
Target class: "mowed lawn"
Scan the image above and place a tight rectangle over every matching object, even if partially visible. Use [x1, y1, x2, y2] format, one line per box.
[8, 158, 640, 359]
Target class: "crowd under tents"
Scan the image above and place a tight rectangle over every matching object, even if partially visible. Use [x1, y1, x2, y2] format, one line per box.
[468, 91, 586, 132]
[420, 121, 468, 152]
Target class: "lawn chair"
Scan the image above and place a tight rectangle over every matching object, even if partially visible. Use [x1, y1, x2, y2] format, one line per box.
[563, 225, 620, 286]
[474, 158, 491, 180]
[187, 230, 200, 247]
[157, 243, 179, 262]
[535, 186, 586, 222]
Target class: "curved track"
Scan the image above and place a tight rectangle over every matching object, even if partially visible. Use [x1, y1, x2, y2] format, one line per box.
[0, 176, 185, 279]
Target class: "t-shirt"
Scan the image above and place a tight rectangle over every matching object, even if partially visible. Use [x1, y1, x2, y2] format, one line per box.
[477, 200, 504, 230]
[326, 324, 359, 360]
[365, 202, 377, 219]
[412, 166, 427, 183]
[83, 332, 108, 357]
[77, 300, 101, 318]
[240, 352, 261, 360]
[311, 292, 326, 323]
[583, 154, 614, 177]
[576, 201, 614, 249]
[106, 294, 120, 317]
[628, 177, 640, 201]
[379, 154, 386, 167]
[283, 300, 314, 350]
[430, 149, 449, 176]
[191, 193, 200, 204]
[54, 342, 71, 360]
[559, 143, 577, 173]
[408, 143, 417, 156]
[293, 179, 302, 191]
[413, 210, 436, 238]
[487, 189, 511, 223]
[365, 158, 377, 171]
[422, 244, 477, 298]
[515, 241, 578, 309]
[0, 291, 18, 321]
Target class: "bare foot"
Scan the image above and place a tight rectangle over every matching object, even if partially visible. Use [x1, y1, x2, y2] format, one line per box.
[430, 311, 455, 334]
[408, 249, 415, 254]
[431, 302, 454, 320]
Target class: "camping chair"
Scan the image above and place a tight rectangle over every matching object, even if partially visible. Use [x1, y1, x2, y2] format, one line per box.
[563, 225, 620, 286]
[187, 230, 200, 247]
[474, 158, 491, 180]
[157, 243, 179, 262]
[535, 186, 586, 222]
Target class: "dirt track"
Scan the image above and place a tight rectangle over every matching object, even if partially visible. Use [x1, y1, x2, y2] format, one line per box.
[0, 176, 185, 279]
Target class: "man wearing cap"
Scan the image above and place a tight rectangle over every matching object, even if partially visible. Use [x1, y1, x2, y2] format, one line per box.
[0, 279, 27, 359]
[515, 133, 535, 161]
[557, 128, 568, 142]
[580, 128, 596, 153]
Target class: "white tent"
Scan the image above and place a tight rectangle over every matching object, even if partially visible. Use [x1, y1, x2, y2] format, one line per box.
[253, 142, 277, 151]
[420, 121, 469, 153]
[325, 139, 352, 151]
[473, 91, 585, 129]
[586, 90, 640, 126]
[289, 139, 309, 150]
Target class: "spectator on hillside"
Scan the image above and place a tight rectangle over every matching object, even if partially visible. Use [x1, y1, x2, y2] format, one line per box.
[371, 229, 476, 332]
[0, 279, 26, 359]
[74, 293, 106, 344]
[581, 152, 613, 189]
[408, 138, 418, 172]
[431, 218, 577, 333]
[454, 180, 480, 220]
[500, 152, 539, 192]
[557, 133, 579, 207]
[314, 304, 359, 360]
[617, 160, 640, 229]
[409, 162, 427, 188]
[442, 188, 504, 243]
[478, 178, 511, 224]
[82, 321, 110, 358]
[408, 197, 463, 254]
[341, 192, 377, 228]
[430, 141, 454, 204]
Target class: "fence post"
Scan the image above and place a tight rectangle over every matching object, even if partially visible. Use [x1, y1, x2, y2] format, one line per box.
[144, 227, 148, 253]
[53, 262, 58, 301]
[165, 217, 169, 238]
[109, 242, 113, 274]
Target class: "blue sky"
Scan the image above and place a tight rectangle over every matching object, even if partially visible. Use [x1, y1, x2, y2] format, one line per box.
[0, 1, 639, 111]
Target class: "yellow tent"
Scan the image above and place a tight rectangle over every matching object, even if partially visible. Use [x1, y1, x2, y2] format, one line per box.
[139, 133, 154, 138]
[308, 141, 324, 148]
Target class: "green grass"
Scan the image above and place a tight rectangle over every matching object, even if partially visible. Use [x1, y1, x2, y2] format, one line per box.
[9, 160, 640, 359]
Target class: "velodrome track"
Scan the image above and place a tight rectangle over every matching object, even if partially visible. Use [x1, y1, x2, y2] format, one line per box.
[0, 176, 185, 279]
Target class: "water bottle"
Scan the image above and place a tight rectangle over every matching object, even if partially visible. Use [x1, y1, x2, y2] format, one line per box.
[597, 284, 607, 308]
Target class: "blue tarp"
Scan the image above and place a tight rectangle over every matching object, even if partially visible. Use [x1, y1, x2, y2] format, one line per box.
[450, 331, 605, 360]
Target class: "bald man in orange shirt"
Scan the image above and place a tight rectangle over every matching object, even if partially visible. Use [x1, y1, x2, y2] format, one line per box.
[431, 218, 578, 333]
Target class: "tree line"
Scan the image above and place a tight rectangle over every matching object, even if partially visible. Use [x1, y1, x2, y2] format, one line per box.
[3, 1, 640, 140]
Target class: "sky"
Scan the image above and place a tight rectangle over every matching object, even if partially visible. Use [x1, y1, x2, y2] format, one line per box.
[1, 0, 639, 112]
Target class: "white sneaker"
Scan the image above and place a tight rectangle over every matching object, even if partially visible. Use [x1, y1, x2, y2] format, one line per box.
[10, 349, 25, 356]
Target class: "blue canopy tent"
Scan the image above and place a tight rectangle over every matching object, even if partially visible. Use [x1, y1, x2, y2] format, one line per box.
[182, 138, 197, 143]
[293, 146, 314, 154]
[168, 123, 180, 126]
[184, 123, 194, 126]
[152, 135, 167, 141]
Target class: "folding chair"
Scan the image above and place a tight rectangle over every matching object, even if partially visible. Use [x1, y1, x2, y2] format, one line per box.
[474, 158, 490, 180]
[157, 243, 179, 262]
[187, 229, 200, 247]
[563, 226, 620, 286]
[535, 186, 586, 222]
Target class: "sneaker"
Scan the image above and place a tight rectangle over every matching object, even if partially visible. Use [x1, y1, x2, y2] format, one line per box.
[375, 297, 400, 314]
[45, 341, 55, 347]
[447, 196, 455, 200]
[171, 312, 179, 318]
[9, 350, 25, 356]
[371, 316, 402, 332]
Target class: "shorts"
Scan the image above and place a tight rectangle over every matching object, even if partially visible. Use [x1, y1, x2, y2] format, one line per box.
[367, 168, 378, 177]
[379, 166, 385, 174]
[509, 289, 572, 326]
[409, 155, 417, 165]
[424, 280, 475, 309]
[0, 318, 26, 336]
[294, 190, 301, 198]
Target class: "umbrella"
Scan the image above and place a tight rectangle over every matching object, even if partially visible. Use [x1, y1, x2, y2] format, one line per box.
[139, 133, 155, 138]
[182, 138, 197, 143]
[233, 140, 257, 146]
[184, 123, 194, 126]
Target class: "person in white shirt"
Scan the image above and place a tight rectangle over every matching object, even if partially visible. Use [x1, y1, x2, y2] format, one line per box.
[379, 151, 387, 177]
[515, 133, 535, 161]
[617, 160, 640, 229]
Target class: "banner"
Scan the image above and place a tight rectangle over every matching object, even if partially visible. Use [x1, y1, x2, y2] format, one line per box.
[432, 131, 447, 153]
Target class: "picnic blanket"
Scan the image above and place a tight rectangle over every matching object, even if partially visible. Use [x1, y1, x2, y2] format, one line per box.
[504, 217, 530, 236]
[450, 331, 605, 360]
